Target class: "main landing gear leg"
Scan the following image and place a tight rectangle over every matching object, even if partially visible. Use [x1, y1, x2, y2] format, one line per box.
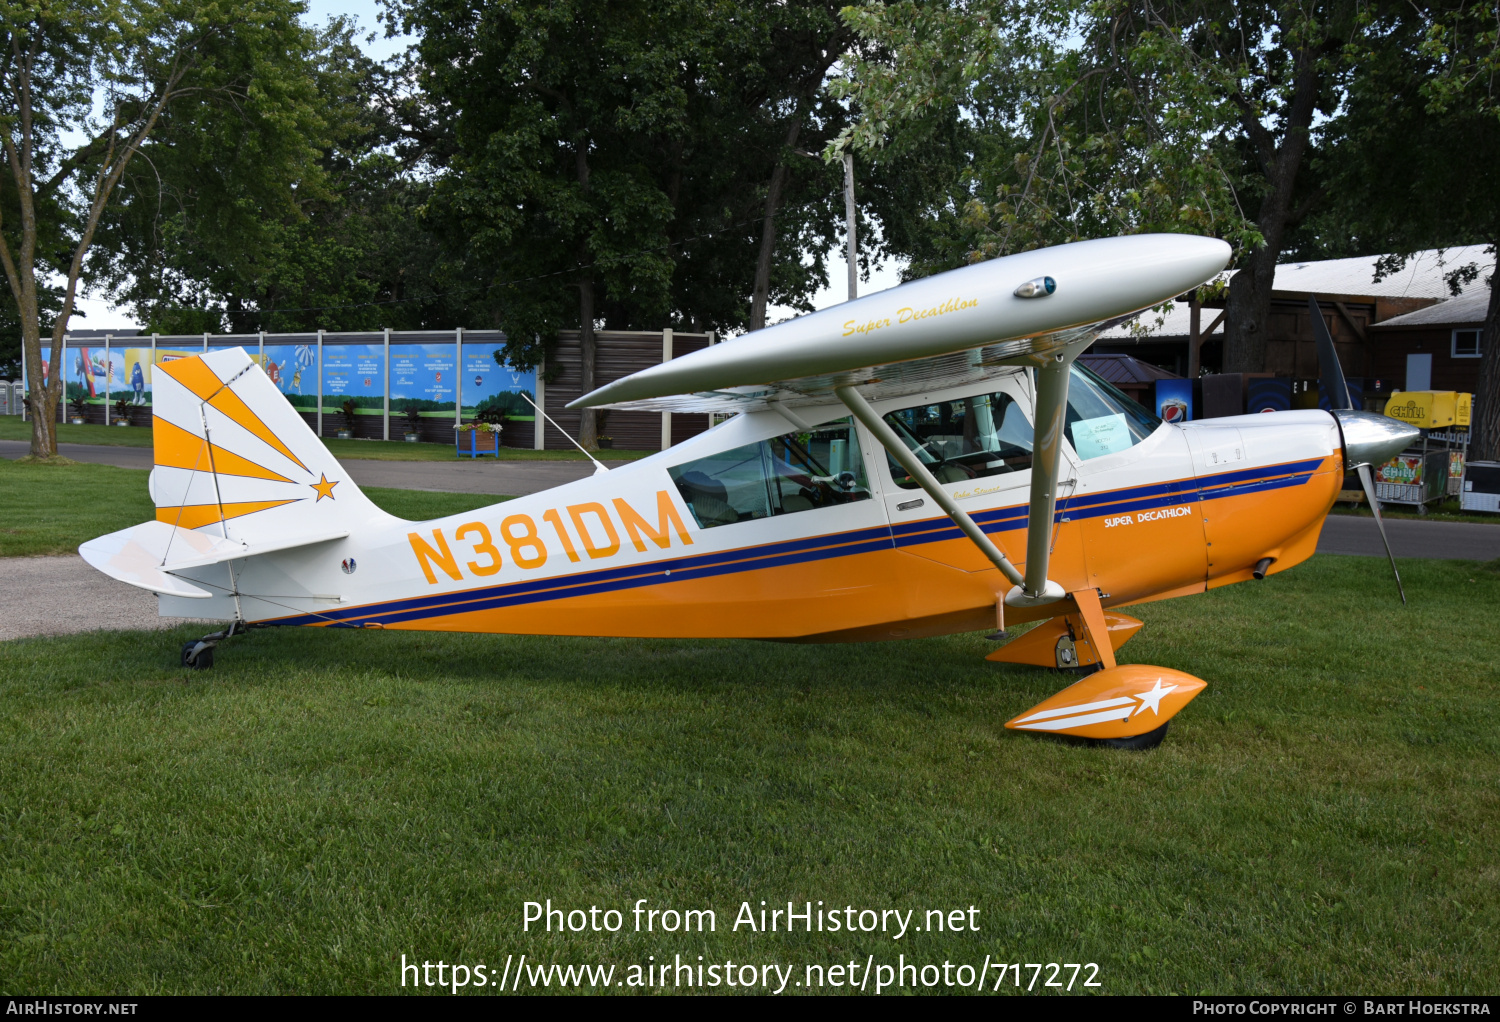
[181, 619, 250, 670]
[1000, 589, 1208, 749]
[986, 595, 1144, 672]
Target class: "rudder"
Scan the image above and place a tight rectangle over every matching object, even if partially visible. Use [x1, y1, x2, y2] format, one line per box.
[149, 347, 386, 543]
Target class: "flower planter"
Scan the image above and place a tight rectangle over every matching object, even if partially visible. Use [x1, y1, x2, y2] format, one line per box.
[70, 417, 85, 425]
[115, 419, 131, 427]
[597, 438, 614, 449]
[403, 432, 420, 443]
[455, 427, 502, 458]
[336, 429, 353, 440]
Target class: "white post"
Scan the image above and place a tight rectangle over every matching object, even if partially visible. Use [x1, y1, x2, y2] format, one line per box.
[533, 354, 546, 450]
[316, 329, 324, 438]
[454, 327, 463, 427]
[202, 331, 208, 353]
[258, 330, 264, 366]
[103, 334, 111, 424]
[843, 153, 857, 302]
[661, 327, 673, 450]
[150, 333, 157, 414]
[58, 333, 66, 423]
[382, 327, 391, 441]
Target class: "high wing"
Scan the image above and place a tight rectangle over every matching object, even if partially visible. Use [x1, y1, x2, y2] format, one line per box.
[570, 234, 1229, 415]
[570, 234, 1232, 610]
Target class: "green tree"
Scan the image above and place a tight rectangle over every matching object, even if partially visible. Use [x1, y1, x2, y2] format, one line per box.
[1, 0, 336, 458]
[395, 0, 889, 447]
[93, 16, 466, 335]
[1317, 0, 1499, 458]
[833, 0, 1389, 372]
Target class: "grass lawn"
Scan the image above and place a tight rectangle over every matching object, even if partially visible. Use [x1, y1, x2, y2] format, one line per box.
[0, 461, 507, 557]
[1, 543, 1497, 992]
[0, 417, 157, 448]
[0, 417, 655, 462]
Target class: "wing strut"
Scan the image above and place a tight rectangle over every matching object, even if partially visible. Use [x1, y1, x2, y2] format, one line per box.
[836, 338, 1083, 609]
[835, 385, 1024, 588]
[1009, 351, 1073, 608]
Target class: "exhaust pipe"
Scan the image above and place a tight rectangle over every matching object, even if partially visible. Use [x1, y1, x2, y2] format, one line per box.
[1253, 557, 1275, 580]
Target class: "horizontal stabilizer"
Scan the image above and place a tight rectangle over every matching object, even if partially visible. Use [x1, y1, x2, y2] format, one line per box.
[79, 520, 348, 599]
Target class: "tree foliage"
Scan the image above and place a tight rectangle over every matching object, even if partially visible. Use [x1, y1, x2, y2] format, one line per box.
[1315, 0, 1500, 457]
[93, 16, 468, 334]
[393, 0, 891, 444]
[834, 1, 1262, 262]
[833, 0, 1387, 372]
[1, 0, 338, 456]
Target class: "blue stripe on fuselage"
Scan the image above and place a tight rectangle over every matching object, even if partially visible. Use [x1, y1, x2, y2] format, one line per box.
[266, 456, 1327, 627]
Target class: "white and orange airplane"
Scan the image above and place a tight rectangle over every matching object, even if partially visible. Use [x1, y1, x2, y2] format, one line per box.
[79, 234, 1416, 748]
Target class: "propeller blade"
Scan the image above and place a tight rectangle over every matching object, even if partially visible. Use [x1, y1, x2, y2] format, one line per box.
[1308, 295, 1353, 411]
[1356, 462, 1407, 606]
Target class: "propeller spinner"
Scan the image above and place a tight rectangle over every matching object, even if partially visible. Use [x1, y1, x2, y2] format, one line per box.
[1309, 295, 1419, 604]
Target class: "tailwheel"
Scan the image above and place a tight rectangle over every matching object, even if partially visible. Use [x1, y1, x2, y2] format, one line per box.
[1096, 721, 1168, 751]
[181, 640, 214, 670]
[179, 620, 254, 671]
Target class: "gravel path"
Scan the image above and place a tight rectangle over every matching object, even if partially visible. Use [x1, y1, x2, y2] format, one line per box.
[1318, 514, 1500, 560]
[0, 554, 211, 641]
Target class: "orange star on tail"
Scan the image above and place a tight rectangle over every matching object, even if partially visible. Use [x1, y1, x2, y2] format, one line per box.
[311, 473, 339, 501]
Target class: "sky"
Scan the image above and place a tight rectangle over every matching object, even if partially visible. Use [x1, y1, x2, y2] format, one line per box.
[68, 1, 906, 332]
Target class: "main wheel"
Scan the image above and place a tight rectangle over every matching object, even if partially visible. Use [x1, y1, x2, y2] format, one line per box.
[181, 641, 214, 670]
[1097, 721, 1168, 750]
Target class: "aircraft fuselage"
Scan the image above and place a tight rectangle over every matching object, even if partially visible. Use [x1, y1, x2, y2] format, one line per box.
[160, 370, 1344, 641]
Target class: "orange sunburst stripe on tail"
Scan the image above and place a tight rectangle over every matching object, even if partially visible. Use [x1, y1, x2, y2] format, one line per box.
[153, 417, 293, 483]
[156, 500, 301, 531]
[158, 357, 309, 473]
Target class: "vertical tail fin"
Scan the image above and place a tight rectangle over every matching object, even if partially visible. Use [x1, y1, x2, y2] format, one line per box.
[150, 347, 386, 542]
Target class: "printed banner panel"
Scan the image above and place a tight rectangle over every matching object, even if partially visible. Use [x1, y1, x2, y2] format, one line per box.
[23, 347, 55, 390]
[28, 346, 161, 407]
[259, 344, 320, 410]
[23, 338, 538, 424]
[463, 348, 536, 419]
[320, 344, 385, 417]
[1154, 378, 1193, 422]
[391, 344, 457, 417]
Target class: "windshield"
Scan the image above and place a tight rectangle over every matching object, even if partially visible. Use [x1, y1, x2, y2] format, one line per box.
[1065, 363, 1161, 460]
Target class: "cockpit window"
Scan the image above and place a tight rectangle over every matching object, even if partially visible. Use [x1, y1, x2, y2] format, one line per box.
[882, 391, 1034, 490]
[668, 418, 871, 529]
[1065, 363, 1161, 460]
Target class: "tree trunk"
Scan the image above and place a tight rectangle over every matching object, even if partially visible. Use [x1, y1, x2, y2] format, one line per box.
[1471, 264, 1500, 462]
[1222, 229, 1283, 373]
[21, 315, 57, 458]
[575, 140, 597, 449]
[1222, 43, 1323, 374]
[750, 120, 803, 332]
[578, 272, 598, 449]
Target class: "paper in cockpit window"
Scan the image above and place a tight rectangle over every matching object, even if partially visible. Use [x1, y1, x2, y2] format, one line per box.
[1070, 413, 1133, 460]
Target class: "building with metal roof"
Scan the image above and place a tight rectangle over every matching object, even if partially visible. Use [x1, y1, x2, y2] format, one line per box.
[1091, 245, 1493, 395]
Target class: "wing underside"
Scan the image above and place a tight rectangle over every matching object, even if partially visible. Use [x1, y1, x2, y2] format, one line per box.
[586, 324, 1113, 414]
